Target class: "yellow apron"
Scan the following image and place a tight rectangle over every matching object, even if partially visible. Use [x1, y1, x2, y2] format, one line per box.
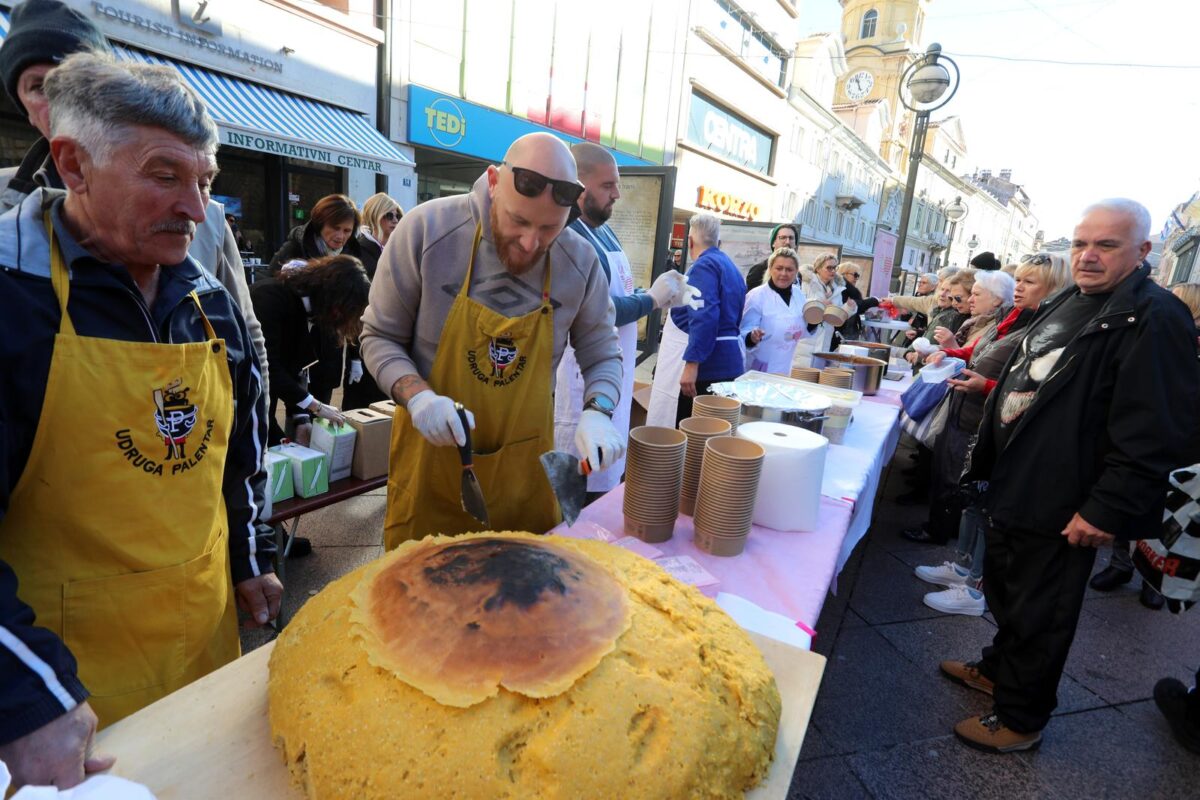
[384, 224, 561, 548]
[0, 215, 240, 727]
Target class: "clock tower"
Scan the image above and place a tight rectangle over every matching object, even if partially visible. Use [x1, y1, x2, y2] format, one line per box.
[838, 0, 932, 174]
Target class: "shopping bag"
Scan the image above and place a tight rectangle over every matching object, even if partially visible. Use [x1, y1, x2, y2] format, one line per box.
[1132, 464, 1200, 614]
[900, 393, 950, 449]
[901, 378, 949, 422]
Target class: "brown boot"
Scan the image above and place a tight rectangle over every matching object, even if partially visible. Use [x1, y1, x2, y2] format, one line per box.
[940, 660, 995, 696]
[954, 713, 1042, 753]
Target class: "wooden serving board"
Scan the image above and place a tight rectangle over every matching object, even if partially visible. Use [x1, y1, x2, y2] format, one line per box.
[95, 635, 825, 799]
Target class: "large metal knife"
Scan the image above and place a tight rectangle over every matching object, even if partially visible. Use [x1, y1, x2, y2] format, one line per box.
[455, 404, 490, 528]
[539, 450, 593, 527]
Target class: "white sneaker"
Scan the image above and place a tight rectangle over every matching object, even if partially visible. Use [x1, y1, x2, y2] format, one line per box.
[914, 561, 971, 588]
[924, 584, 987, 616]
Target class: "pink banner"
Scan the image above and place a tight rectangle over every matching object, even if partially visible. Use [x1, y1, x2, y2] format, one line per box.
[869, 229, 899, 299]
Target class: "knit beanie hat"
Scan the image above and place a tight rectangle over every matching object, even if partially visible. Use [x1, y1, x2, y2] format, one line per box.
[970, 251, 1001, 271]
[769, 223, 799, 249]
[0, 0, 110, 116]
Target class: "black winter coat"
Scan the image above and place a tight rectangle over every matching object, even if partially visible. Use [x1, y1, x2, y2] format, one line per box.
[745, 259, 768, 291]
[268, 222, 364, 271]
[964, 266, 1200, 539]
[249, 277, 320, 442]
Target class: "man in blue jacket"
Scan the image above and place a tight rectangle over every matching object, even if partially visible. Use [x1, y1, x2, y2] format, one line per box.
[674, 213, 747, 424]
[0, 52, 277, 788]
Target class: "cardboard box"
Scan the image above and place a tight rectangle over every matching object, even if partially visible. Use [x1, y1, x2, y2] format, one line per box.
[310, 419, 357, 482]
[270, 442, 329, 498]
[630, 380, 651, 429]
[369, 399, 398, 417]
[345, 408, 391, 480]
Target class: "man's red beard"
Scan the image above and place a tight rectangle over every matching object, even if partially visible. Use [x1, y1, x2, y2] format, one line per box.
[491, 204, 547, 276]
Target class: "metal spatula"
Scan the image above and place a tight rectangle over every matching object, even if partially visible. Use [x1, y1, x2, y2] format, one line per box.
[455, 404, 489, 528]
[540, 450, 592, 527]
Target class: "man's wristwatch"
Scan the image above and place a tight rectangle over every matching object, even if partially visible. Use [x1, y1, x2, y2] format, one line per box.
[583, 395, 616, 418]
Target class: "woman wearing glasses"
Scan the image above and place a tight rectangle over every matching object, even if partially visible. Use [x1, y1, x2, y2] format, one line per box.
[343, 193, 404, 409]
[836, 262, 878, 341]
[799, 253, 843, 352]
[910, 256, 1073, 618]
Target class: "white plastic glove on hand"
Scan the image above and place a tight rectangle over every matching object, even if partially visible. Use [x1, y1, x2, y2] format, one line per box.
[407, 390, 474, 447]
[348, 359, 364, 384]
[312, 402, 346, 427]
[647, 270, 689, 309]
[575, 408, 626, 471]
[680, 276, 704, 310]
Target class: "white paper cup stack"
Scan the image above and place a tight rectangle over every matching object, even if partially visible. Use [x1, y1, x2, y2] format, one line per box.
[622, 425, 687, 543]
[692, 394, 742, 434]
[692, 436, 766, 557]
[823, 405, 852, 444]
[678, 416, 732, 516]
[819, 368, 854, 390]
[790, 366, 821, 383]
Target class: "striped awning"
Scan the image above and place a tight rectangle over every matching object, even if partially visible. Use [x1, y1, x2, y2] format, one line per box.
[0, 7, 410, 171]
[114, 46, 413, 170]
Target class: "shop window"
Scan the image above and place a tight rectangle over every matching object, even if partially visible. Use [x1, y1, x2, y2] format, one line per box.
[1174, 241, 1197, 284]
[820, 206, 831, 231]
[0, 93, 40, 169]
[212, 150, 269, 261]
[860, 9, 878, 39]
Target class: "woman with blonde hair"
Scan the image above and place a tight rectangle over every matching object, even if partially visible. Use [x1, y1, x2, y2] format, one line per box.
[1171, 283, 1200, 340]
[741, 247, 816, 374]
[836, 261, 878, 340]
[357, 192, 402, 279]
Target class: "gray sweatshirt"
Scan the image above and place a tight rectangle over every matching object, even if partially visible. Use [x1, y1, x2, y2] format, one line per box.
[361, 174, 622, 405]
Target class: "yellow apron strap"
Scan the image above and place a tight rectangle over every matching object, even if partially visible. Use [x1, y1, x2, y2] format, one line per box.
[462, 224, 482, 296]
[189, 291, 219, 340]
[43, 211, 76, 337]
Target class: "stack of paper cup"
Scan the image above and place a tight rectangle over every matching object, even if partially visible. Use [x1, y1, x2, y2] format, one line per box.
[678, 416, 732, 516]
[692, 395, 742, 434]
[823, 404, 853, 444]
[692, 436, 765, 557]
[790, 366, 820, 383]
[622, 426, 686, 543]
[737, 421, 828, 531]
[819, 369, 854, 389]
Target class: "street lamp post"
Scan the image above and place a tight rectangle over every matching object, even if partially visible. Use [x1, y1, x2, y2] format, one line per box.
[967, 234, 980, 264]
[892, 44, 961, 284]
[944, 195, 968, 265]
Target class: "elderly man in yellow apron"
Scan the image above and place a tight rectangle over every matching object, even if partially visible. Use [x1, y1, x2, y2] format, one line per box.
[361, 133, 626, 548]
[0, 53, 277, 790]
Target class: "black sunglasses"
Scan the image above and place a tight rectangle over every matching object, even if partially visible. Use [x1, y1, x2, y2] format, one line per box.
[503, 163, 585, 207]
[382, 211, 400, 222]
[950, 294, 966, 303]
[1020, 253, 1050, 266]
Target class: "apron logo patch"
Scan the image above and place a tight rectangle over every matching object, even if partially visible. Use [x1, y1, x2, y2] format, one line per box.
[467, 336, 528, 387]
[111, 379, 216, 476]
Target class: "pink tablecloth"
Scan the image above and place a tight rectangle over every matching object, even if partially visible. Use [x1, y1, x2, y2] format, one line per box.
[552, 487, 853, 635]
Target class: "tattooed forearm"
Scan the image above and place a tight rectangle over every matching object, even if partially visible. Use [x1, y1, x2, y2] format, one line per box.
[391, 374, 432, 406]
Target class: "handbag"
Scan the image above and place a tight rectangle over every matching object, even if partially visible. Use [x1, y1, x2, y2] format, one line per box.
[901, 377, 949, 421]
[900, 392, 950, 449]
[1132, 464, 1200, 613]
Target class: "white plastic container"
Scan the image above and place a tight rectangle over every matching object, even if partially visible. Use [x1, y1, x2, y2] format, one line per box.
[919, 357, 966, 384]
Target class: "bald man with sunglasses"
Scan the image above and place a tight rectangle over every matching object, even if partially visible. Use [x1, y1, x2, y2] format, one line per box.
[361, 132, 625, 547]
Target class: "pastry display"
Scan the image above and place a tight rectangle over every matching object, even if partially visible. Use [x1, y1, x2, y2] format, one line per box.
[268, 531, 781, 799]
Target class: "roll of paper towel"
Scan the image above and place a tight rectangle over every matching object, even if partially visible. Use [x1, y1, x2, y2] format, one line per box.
[737, 421, 827, 532]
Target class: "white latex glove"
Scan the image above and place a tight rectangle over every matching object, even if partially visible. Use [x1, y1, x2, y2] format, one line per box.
[647, 270, 688, 309]
[575, 408, 625, 471]
[347, 359, 364, 384]
[312, 402, 346, 427]
[280, 258, 307, 272]
[680, 277, 704, 310]
[842, 299, 858, 315]
[407, 389, 474, 447]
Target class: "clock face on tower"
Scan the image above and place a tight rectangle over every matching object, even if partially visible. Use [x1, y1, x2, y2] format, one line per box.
[845, 70, 875, 101]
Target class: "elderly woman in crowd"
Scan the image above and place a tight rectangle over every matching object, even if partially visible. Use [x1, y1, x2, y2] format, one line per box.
[837, 262, 879, 341]
[741, 247, 817, 374]
[343, 192, 403, 409]
[798, 252, 843, 351]
[902, 269, 1016, 549]
[903, 279, 970, 366]
[913, 254, 1073, 614]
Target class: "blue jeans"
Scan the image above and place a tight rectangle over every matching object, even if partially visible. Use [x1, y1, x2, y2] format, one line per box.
[955, 505, 988, 584]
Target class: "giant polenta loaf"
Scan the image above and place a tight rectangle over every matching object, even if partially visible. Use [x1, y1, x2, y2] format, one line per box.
[268, 532, 781, 799]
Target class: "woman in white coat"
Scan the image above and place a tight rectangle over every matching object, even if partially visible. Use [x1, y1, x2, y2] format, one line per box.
[741, 248, 816, 374]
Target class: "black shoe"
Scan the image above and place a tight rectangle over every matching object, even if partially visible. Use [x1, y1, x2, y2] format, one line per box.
[1089, 565, 1133, 592]
[902, 525, 945, 545]
[286, 536, 313, 558]
[895, 489, 929, 506]
[1140, 582, 1165, 610]
[1154, 678, 1200, 754]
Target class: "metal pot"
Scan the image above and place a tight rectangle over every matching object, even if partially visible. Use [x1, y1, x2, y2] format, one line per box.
[739, 403, 828, 435]
[811, 352, 887, 395]
[838, 340, 892, 363]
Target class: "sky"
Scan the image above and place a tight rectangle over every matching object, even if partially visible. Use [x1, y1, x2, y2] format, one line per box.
[799, 0, 1200, 240]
